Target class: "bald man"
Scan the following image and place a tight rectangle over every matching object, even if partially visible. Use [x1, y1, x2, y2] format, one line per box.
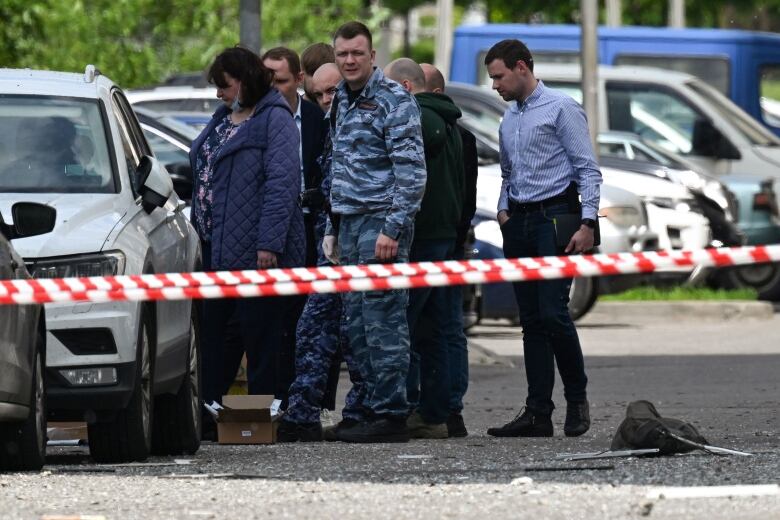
[420, 63, 445, 93]
[278, 60, 368, 443]
[384, 58, 465, 440]
[311, 63, 342, 112]
[418, 63, 479, 438]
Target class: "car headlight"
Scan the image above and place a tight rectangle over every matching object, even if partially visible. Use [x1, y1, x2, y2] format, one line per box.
[600, 206, 644, 228]
[28, 251, 126, 279]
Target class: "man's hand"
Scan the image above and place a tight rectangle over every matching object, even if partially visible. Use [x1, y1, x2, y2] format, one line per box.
[375, 232, 399, 262]
[322, 235, 340, 265]
[497, 210, 510, 226]
[257, 250, 278, 269]
[565, 226, 595, 254]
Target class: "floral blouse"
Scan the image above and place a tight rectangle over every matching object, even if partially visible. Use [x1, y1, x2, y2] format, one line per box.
[193, 114, 246, 241]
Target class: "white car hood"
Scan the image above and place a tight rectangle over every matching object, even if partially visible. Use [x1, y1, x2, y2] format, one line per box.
[0, 194, 126, 258]
[601, 166, 692, 199]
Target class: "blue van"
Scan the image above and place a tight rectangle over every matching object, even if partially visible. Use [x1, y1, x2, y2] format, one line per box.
[451, 24, 780, 135]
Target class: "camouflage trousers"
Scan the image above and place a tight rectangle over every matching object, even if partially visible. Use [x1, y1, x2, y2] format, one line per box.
[339, 212, 413, 418]
[284, 212, 366, 424]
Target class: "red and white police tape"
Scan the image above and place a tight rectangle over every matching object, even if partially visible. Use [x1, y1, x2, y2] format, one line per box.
[2, 244, 779, 305]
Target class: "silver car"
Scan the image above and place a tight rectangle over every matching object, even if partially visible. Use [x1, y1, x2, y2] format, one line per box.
[0, 202, 56, 471]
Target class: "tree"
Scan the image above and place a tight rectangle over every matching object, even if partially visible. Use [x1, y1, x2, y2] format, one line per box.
[383, 0, 428, 57]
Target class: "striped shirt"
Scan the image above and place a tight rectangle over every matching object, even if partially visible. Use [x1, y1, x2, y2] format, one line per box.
[498, 80, 601, 219]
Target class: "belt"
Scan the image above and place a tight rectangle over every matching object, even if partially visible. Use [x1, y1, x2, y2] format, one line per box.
[507, 193, 571, 214]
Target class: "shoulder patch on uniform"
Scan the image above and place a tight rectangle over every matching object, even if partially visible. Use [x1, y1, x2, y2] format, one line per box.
[358, 101, 378, 111]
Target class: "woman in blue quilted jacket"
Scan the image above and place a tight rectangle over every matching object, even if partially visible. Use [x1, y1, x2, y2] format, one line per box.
[190, 46, 304, 424]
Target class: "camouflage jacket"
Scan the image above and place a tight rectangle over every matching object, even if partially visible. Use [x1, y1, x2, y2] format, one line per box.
[329, 67, 427, 239]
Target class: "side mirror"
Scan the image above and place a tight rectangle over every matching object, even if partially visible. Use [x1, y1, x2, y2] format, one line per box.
[168, 162, 193, 202]
[0, 202, 57, 240]
[139, 155, 173, 213]
[692, 119, 741, 160]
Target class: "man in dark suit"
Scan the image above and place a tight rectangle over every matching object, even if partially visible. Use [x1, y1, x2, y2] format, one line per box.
[263, 47, 329, 266]
[255, 47, 329, 406]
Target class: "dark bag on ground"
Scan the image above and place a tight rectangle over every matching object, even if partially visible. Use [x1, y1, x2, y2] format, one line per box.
[611, 400, 708, 455]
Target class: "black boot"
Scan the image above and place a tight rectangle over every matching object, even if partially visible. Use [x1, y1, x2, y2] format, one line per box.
[487, 407, 553, 437]
[337, 416, 410, 443]
[323, 418, 360, 442]
[564, 400, 590, 437]
[277, 420, 323, 442]
[446, 413, 468, 438]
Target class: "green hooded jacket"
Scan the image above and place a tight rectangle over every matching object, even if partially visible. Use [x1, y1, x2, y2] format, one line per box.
[414, 92, 465, 241]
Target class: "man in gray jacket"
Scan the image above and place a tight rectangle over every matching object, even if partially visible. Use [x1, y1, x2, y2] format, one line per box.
[325, 21, 427, 443]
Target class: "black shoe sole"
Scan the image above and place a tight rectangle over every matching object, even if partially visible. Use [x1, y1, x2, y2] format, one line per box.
[487, 428, 553, 438]
[564, 426, 590, 437]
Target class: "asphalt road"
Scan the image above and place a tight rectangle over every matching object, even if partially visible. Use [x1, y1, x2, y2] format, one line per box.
[1, 310, 779, 519]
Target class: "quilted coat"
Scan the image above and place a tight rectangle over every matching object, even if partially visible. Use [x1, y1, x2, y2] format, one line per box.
[190, 88, 304, 270]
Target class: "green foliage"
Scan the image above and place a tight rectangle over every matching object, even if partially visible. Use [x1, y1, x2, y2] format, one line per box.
[392, 38, 435, 63]
[0, 0, 367, 89]
[601, 286, 758, 301]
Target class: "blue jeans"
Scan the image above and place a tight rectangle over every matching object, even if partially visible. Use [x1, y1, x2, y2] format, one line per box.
[446, 247, 469, 414]
[500, 203, 588, 416]
[339, 213, 412, 419]
[406, 239, 454, 424]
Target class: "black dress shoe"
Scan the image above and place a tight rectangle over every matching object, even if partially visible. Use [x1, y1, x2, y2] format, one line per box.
[564, 400, 590, 437]
[337, 417, 410, 443]
[487, 407, 553, 437]
[323, 418, 360, 442]
[446, 413, 468, 438]
[277, 420, 323, 442]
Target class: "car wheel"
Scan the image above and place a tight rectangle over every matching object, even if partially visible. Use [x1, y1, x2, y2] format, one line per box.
[152, 305, 201, 455]
[88, 306, 154, 463]
[0, 335, 47, 471]
[568, 276, 598, 322]
[720, 262, 780, 301]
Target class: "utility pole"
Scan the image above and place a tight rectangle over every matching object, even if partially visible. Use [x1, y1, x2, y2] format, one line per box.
[434, 0, 454, 80]
[239, 0, 261, 54]
[606, 0, 621, 27]
[580, 0, 599, 152]
[668, 0, 685, 28]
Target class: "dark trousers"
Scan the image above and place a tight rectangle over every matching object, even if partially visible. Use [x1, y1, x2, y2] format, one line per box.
[500, 203, 588, 416]
[445, 247, 469, 414]
[200, 241, 282, 404]
[406, 238, 454, 424]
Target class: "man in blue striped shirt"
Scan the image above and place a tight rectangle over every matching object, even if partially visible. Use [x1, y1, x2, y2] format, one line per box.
[485, 39, 602, 439]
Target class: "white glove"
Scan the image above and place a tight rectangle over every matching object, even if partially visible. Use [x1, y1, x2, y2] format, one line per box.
[322, 235, 340, 265]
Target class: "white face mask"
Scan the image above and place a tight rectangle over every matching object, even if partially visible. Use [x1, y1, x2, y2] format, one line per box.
[230, 85, 243, 112]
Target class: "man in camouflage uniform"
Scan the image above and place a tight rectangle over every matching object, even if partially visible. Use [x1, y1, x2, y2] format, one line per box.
[277, 63, 366, 442]
[325, 21, 427, 443]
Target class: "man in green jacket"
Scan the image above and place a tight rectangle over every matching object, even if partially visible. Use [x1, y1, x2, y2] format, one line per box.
[384, 58, 465, 439]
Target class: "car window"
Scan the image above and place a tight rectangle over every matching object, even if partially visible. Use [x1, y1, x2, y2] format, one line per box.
[605, 83, 703, 155]
[134, 98, 220, 114]
[142, 126, 190, 170]
[687, 79, 780, 147]
[599, 142, 628, 158]
[760, 64, 780, 128]
[0, 95, 117, 193]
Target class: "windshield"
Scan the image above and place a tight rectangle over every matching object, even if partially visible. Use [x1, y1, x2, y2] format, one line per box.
[686, 79, 780, 147]
[0, 96, 116, 193]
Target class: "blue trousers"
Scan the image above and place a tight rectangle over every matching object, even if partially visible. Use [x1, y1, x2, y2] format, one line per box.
[405, 238, 454, 424]
[445, 247, 469, 414]
[500, 203, 588, 415]
[339, 213, 412, 419]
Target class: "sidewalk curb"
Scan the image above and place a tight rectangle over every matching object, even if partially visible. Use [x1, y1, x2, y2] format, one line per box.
[468, 342, 515, 367]
[581, 300, 775, 323]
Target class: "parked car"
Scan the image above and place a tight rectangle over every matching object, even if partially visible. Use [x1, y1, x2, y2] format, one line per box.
[127, 87, 216, 131]
[133, 106, 197, 203]
[0, 65, 202, 463]
[472, 164, 660, 323]
[446, 79, 780, 299]
[0, 203, 56, 471]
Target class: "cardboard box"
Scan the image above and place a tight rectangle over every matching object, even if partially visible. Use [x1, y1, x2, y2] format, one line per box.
[216, 395, 280, 445]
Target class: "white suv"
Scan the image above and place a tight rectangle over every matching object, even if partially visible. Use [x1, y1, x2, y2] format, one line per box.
[0, 66, 202, 462]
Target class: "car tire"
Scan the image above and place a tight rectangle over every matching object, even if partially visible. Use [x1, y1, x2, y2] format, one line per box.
[0, 335, 47, 471]
[719, 262, 780, 301]
[152, 305, 201, 455]
[88, 306, 154, 463]
[568, 276, 599, 322]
